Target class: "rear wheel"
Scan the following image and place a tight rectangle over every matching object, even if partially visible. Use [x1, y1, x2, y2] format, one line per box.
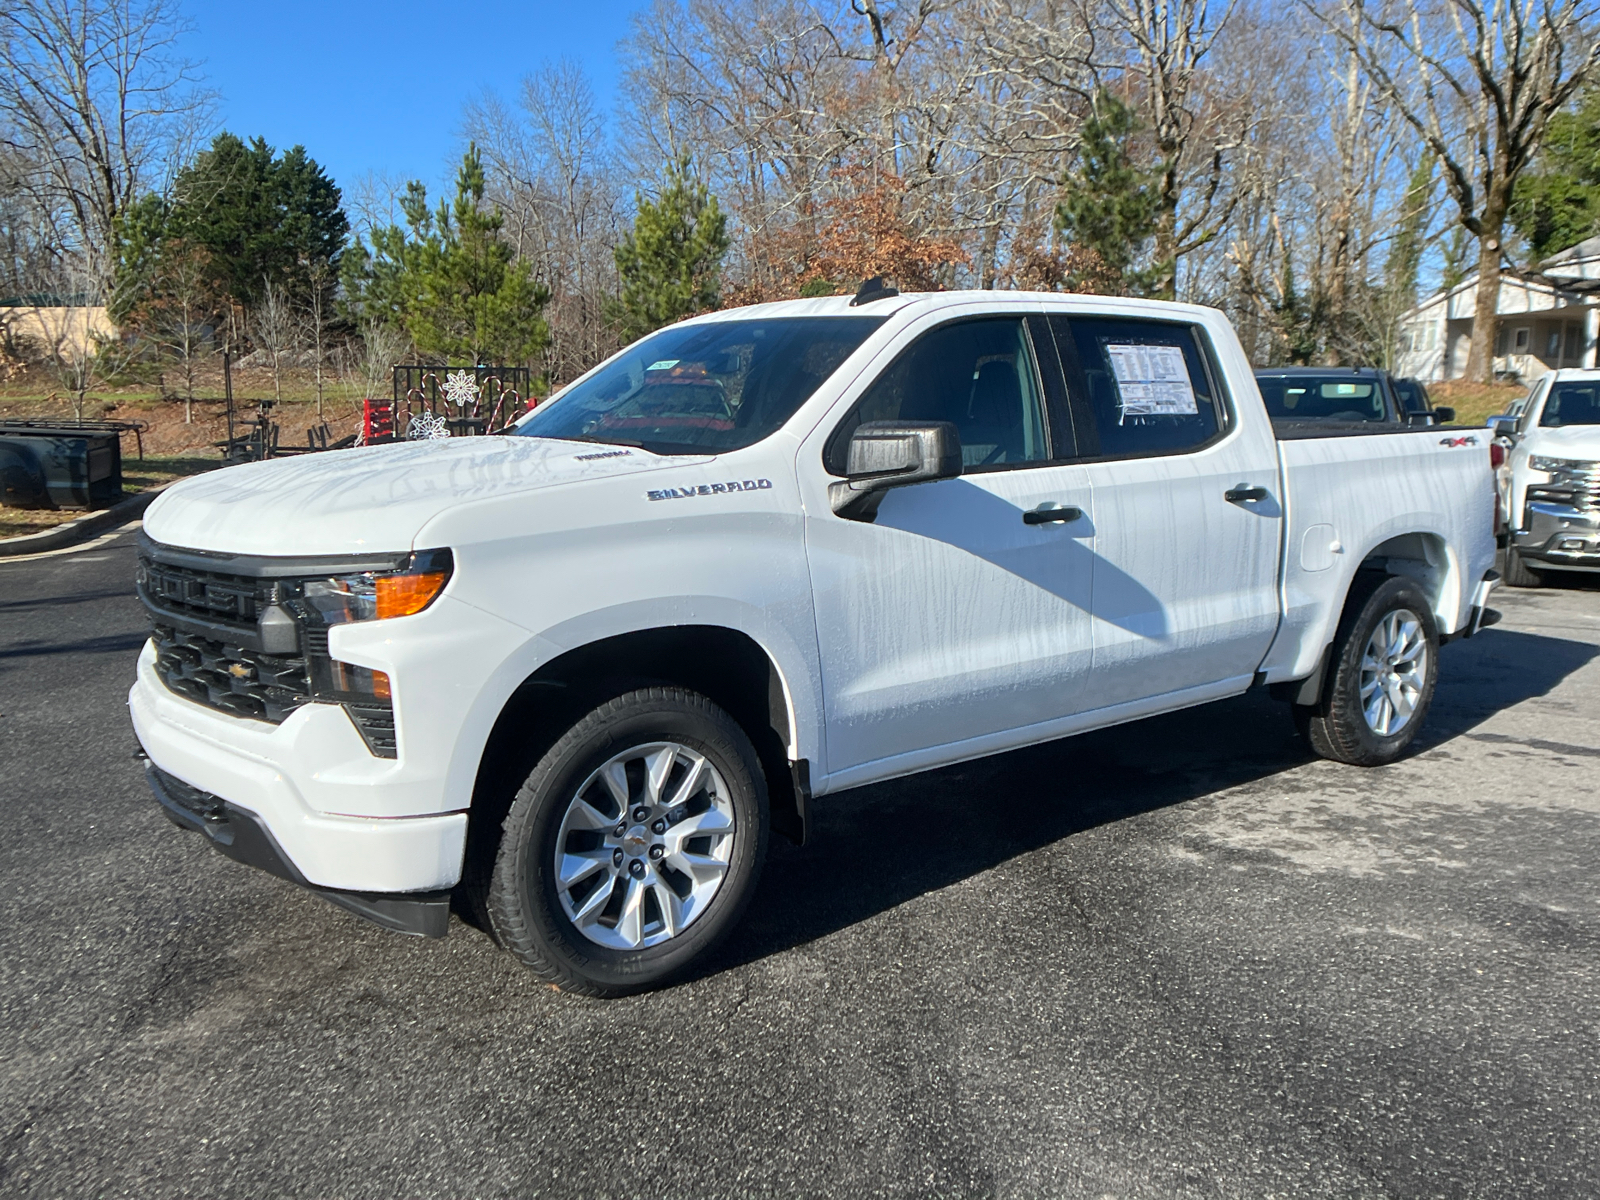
[1502, 546, 1544, 589]
[486, 687, 768, 997]
[1297, 574, 1438, 767]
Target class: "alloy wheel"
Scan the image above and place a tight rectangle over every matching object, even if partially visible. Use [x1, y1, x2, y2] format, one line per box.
[552, 741, 736, 950]
[1358, 608, 1428, 737]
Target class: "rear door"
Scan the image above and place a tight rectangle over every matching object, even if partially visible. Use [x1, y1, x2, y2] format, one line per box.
[1045, 314, 1283, 709]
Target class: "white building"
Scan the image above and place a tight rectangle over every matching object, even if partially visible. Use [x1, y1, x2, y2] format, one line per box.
[1396, 235, 1600, 382]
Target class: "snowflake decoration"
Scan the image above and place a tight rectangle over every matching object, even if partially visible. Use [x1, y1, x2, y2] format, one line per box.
[407, 411, 451, 440]
[442, 370, 481, 411]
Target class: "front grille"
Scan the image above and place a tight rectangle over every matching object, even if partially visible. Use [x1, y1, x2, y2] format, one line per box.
[152, 624, 310, 722]
[1529, 460, 1600, 512]
[139, 541, 402, 757]
[138, 556, 267, 632]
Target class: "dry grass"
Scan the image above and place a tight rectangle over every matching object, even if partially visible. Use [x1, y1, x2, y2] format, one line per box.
[1430, 379, 1528, 427]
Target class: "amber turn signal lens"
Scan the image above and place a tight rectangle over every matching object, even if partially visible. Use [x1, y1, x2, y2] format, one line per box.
[372, 670, 391, 700]
[375, 571, 449, 619]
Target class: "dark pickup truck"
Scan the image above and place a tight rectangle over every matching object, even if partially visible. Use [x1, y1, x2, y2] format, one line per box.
[1254, 366, 1453, 437]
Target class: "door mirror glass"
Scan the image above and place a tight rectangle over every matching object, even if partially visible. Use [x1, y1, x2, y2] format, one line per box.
[829, 421, 962, 520]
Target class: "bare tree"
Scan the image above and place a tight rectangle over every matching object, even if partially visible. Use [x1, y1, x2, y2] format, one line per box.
[0, 0, 213, 298]
[149, 241, 215, 422]
[300, 254, 336, 419]
[350, 317, 407, 401]
[466, 59, 625, 386]
[249, 280, 296, 403]
[1317, 0, 1600, 381]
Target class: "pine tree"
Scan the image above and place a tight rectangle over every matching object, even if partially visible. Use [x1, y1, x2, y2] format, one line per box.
[1055, 91, 1160, 295]
[612, 158, 729, 342]
[344, 148, 548, 366]
[170, 134, 348, 314]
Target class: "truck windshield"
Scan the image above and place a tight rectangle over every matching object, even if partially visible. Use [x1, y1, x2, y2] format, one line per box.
[1255, 375, 1388, 422]
[513, 316, 885, 455]
[1540, 382, 1600, 427]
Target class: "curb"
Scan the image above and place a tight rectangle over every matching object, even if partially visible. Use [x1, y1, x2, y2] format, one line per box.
[0, 485, 167, 558]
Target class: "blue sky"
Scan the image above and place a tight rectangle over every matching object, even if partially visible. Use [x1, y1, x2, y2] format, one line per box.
[183, 0, 645, 200]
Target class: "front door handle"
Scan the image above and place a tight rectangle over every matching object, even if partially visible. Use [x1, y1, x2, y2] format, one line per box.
[1224, 485, 1269, 504]
[1023, 504, 1084, 525]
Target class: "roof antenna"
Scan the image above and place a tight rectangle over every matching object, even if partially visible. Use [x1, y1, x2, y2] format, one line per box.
[850, 276, 899, 306]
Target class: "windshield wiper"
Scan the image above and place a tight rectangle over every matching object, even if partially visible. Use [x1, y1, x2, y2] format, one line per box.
[561, 435, 718, 457]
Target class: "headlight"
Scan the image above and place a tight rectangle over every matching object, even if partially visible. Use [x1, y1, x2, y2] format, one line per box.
[1529, 455, 1582, 473]
[301, 548, 453, 626]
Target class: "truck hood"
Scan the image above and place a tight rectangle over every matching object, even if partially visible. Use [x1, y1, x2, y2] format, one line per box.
[1525, 424, 1600, 460]
[144, 436, 698, 556]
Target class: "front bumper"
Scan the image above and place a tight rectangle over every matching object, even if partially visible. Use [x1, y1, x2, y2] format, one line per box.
[143, 762, 451, 937]
[130, 643, 468, 894]
[1513, 502, 1600, 569]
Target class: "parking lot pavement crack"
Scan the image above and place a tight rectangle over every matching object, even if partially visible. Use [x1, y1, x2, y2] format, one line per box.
[1465, 732, 1600, 759]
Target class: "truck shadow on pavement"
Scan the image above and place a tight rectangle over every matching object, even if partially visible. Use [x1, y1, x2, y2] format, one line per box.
[706, 624, 1598, 978]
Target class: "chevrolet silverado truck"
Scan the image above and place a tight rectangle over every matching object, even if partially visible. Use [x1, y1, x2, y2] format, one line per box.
[130, 289, 1499, 996]
[1490, 368, 1600, 587]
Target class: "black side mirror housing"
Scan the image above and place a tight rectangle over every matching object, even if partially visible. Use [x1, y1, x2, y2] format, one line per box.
[1430, 405, 1456, 424]
[1489, 415, 1518, 440]
[829, 421, 962, 521]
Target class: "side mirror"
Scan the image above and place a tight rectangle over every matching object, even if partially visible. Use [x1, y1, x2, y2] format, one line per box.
[829, 420, 962, 521]
[1431, 406, 1456, 425]
[1489, 415, 1519, 440]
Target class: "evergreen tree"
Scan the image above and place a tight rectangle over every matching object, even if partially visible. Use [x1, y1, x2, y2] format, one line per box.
[612, 157, 729, 342]
[1510, 85, 1600, 261]
[343, 146, 548, 366]
[170, 134, 348, 312]
[1055, 91, 1160, 294]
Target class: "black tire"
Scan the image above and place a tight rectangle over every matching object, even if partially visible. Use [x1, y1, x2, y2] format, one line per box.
[1502, 546, 1544, 589]
[1296, 574, 1439, 767]
[486, 687, 768, 997]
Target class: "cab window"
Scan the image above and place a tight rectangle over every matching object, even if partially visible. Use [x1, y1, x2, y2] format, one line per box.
[826, 317, 1050, 473]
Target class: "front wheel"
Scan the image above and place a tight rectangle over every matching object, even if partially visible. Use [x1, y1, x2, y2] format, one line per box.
[1502, 546, 1544, 588]
[486, 687, 768, 997]
[1296, 574, 1438, 767]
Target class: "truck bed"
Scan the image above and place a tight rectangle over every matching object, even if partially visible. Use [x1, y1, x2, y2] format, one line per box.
[1259, 425, 1498, 685]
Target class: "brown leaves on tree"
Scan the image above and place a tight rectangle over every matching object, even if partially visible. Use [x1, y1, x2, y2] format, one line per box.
[726, 166, 968, 304]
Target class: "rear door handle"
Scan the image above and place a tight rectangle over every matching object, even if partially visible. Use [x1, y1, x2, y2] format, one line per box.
[1023, 504, 1083, 525]
[1224, 486, 1269, 504]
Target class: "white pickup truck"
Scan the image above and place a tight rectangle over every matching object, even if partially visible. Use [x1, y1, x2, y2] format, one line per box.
[130, 289, 1499, 995]
[1491, 368, 1600, 586]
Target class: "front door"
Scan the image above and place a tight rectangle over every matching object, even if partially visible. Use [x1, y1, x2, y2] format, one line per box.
[1045, 314, 1283, 709]
[804, 313, 1097, 780]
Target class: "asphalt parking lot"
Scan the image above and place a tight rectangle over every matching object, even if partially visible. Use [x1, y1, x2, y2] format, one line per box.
[3, 527, 1599, 1198]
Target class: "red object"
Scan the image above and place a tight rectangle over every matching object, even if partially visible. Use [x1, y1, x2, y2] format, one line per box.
[362, 398, 395, 444]
[1489, 442, 1505, 469]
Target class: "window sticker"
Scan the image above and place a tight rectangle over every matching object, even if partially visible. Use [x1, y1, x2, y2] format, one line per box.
[647, 359, 680, 371]
[1104, 344, 1198, 418]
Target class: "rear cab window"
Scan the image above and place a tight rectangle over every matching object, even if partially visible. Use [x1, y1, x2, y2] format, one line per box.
[1255, 375, 1389, 423]
[1046, 315, 1230, 459]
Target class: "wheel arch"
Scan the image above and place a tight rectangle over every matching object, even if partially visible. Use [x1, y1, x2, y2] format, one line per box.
[463, 624, 810, 914]
[1357, 529, 1459, 632]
